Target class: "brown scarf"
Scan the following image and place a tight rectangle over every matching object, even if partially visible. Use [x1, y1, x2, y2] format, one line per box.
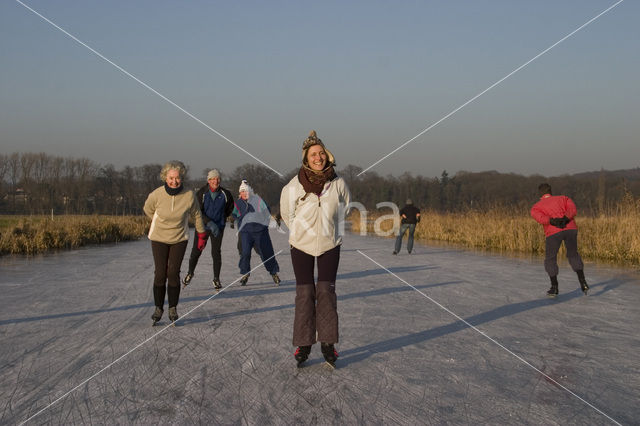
[298, 165, 337, 196]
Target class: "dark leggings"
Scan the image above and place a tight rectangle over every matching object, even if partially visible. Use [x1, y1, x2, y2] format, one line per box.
[291, 245, 341, 346]
[187, 228, 224, 279]
[544, 229, 584, 277]
[151, 240, 188, 308]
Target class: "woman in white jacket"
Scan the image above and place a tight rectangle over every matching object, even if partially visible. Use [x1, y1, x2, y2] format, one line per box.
[280, 131, 351, 367]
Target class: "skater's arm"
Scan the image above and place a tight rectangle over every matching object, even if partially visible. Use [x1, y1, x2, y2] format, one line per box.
[189, 192, 206, 233]
[564, 196, 577, 219]
[530, 204, 550, 225]
[143, 190, 157, 219]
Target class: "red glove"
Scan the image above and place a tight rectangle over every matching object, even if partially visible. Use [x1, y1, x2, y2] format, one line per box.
[197, 232, 207, 251]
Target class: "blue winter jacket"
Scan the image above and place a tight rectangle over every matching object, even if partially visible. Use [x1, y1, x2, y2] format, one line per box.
[202, 187, 232, 230]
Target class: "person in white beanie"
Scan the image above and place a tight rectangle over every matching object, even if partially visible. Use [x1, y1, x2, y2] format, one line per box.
[231, 180, 280, 286]
[182, 168, 234, 290]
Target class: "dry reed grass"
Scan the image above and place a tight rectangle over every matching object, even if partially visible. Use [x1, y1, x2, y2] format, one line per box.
[349, 200, 640, 267]
[0, 215, 149, 255]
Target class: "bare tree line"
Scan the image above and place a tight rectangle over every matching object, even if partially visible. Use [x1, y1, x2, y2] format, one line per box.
[1, 152, 638, 215]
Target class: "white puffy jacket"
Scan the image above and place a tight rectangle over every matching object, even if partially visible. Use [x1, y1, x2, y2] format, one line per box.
[280, 175, 351, 257]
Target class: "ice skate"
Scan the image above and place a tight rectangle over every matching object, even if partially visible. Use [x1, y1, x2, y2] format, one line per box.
[168, 306, 179, 324]
[182, 272, 193, 288]
[321, 343, 338, 368]
[547, 276, 559, 298]
[151, 307, 163, 326]
[272, 273, 281, 286]
[579, 281, 589, 295]
[240, 273, 250, 286]
[577, 270, 589, 295]
[294, 345, 311, 368]
[212, 278, 222, 290]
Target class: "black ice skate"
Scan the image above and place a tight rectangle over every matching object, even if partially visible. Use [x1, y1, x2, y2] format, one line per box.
[321, 343, 338, 368]
[168, 306, 179, 324]
[577, 270, 589, 295]
[182, 272, 193, 288]
[579, 281, 590, 295]
[294, 345, 311, 368]
[212, 278, 222, 290]
[272, 273, 281, 286]
[240, 274, 250, 286]
[547, 276, 559, 298]
[151, 307, 163, 326]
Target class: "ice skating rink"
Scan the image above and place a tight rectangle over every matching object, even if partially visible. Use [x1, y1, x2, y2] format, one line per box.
[1, 226, 639, 425]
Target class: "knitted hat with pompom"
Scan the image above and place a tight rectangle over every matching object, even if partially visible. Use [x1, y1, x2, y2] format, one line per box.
[301, 130, 335, 167]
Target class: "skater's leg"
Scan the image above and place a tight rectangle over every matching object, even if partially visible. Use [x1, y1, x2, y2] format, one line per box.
[544, 233, 562, 278]
[563, 229, 584, 272]
[187, 229, 205, 275]
[407, 224, 416, 253]
[238, 231, 254, 275]
[166, 240, 188, 289]
[291, 246, 316, 346]
[316, 245, 341, 343]
[237, 234, 242, 256]
[167, 285, 180, 308]
[165, 241, 187, 308]
[394, 224, 408, 253]
[152, 285, 166, 308]
[151, 241, 170, 288]
[151, 241, 169, 310]
[257, 229, 279, 274]
[211, 228, 224, 280]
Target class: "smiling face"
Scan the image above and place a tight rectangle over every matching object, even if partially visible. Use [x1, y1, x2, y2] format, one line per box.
[239, 190, 249, 200]
[306, 145, 328, 171]
[165, 169, 181, 188]
[208, 176, 220, 191]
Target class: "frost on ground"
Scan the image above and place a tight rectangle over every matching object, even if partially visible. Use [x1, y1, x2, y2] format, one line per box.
[1, 228, 639, 424]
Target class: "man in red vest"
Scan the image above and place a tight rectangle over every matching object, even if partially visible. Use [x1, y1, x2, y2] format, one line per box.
[531, 183, 589, 297]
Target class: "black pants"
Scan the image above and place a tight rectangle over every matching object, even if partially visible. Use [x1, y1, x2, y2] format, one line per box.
[151, 240, 188, 308]
[187, 228, 225, 279]
[544, 229, 584, 277]
[291, 245, 341, 346]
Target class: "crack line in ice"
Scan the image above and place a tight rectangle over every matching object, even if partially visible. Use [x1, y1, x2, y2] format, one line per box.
[18, 250, 283, 425]
[356, 250, 622, 426]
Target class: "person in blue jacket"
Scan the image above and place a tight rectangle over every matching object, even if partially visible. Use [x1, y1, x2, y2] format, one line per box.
[182, 169, 234, 290]
[232, 180, 280, 286]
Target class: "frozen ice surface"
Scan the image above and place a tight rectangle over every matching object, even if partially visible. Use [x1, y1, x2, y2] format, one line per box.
[1, 228, 639, 424]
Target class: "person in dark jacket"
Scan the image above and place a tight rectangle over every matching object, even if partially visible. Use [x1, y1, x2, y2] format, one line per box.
[531, 183, 589, 297]
[182, 169, 234, 290]
[232, 180, 280, 286]
[393, 199, 421, 255]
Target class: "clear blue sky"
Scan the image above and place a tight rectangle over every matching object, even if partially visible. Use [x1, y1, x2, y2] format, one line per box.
[1, 0, 638, 178]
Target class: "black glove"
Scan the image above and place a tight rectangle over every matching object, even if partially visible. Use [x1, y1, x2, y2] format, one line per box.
[230, 220, 235, 229]
[549, 216, 568, 229]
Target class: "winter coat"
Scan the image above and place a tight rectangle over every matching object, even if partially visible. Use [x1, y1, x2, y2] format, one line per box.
[195, 184, 234, 230]
[143, 186, 205, 244]
[531, 194, 578, 237]
[280, 175, 351, 257]
[232, 194, 272, 233]
[400, 204, 420, 224]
